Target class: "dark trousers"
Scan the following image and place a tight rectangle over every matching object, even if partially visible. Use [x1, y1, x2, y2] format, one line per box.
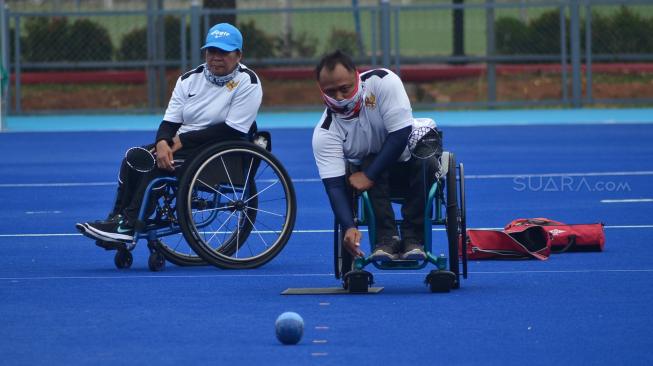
[109, 144, 196, 224]
[359, 155, 438, 245]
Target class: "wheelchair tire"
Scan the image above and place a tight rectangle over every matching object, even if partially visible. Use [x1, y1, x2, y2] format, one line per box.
[458, 163, 468, 279]
[156, 239, 207, 267]
[445, 153, 461, 288]
[177, 141, 296, 269]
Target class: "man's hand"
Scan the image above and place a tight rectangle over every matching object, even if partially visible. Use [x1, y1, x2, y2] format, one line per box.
[155, 139, 175, 171]
[348, 171, 374, 191]
[171, 135, 183, 154]
[343, 227, 364, 257]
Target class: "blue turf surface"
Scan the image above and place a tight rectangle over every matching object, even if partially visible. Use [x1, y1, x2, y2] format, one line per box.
[1, 115, 653, 365]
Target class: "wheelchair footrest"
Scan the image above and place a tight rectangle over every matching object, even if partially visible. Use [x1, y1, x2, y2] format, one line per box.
[425, 270, 457, 293]
[376, 259, 421, 268]
[343, 270, 374, 293]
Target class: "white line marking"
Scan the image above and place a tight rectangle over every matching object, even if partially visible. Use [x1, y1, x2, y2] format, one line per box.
[25, 210, 62, 215]
[1, 170, 652, 188]
[0, 182, 114, 188]
[0, 225, 651, 239]
[314, 326, 329, 330]
[465, 171, 653, 179]
[601, 198, 653, 203]
[1, 269, 652, 281]
[312, 340, 328, 344]
[311, 353, 328, 357]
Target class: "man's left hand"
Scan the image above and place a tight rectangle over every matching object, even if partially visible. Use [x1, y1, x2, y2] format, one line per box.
[348, 171, 374, 191]
[171, 135, 182, 153]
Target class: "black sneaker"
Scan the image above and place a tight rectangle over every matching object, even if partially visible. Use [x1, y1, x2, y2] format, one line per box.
[370, 236, 400, 262]
[84, 216, 135, 243]
[401, 239, 426, 260]
[76, 214, 124, 238]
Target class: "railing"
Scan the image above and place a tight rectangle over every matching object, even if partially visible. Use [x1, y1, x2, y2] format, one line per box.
[1, 0, 653, 117]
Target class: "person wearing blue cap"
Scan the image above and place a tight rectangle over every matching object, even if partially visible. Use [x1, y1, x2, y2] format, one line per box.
[77, 23, 264, 246]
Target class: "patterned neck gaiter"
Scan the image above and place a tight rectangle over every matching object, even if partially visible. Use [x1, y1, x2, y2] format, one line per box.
[203, 64, 239, 87]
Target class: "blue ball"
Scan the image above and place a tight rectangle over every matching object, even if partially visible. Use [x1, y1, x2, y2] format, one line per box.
[275, 312, 304, 345]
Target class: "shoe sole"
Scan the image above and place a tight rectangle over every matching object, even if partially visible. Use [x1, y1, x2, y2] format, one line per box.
[401, 249, 426, 261]
[370, 251, 399, 262]
[77, 223, 133, 243]
[85, 224, 133, 242]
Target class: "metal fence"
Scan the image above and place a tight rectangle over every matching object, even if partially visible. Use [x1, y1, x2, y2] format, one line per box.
[2, 0, 653, 116]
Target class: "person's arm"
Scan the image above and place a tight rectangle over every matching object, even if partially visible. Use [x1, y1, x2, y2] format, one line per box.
[323, 176, 356, 230]
[155, 120, 182, 146]
[361, 125, 411, 181]
[323, 176, 364, 257]
[155, 75, 187, 170]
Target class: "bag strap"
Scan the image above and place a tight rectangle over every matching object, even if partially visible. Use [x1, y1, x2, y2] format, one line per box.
[551, 235, 576, 253]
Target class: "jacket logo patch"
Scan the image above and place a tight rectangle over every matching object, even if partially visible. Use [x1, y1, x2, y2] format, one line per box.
[226, 80, 239, 91]
[365, 93, 376, 108]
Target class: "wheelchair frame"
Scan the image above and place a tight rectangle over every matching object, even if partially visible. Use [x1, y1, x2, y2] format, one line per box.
[333, 151, 468, 293]
[107, 133, 297, 272]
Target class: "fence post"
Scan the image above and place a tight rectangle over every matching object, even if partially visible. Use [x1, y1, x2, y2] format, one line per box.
[190, 3, 201, 69]
[371, 8, 377, 66]
[0, 0, 8, 126]
[352, 0, 365, 57]
[379, 0, 391, 69]
[569, 0, 582, 107]
[156, 0, 166, 108]
[393, 8, 400, 77]
[560, 5, 568, 104]
[584, 0, 592, 104]
[453, 0, 464, 58]
[13, 14, 20, 114]
[485, 0, 496, 106]
[146, 0, 156, 111]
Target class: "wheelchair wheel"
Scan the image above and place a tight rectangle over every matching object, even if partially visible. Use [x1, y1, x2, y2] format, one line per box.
[156, 238, 206, 267]
[445, 153, 461, 288]
[177, 141, 296, 269]
[458, 163, 468, 279]
[334, 221, 354, 282]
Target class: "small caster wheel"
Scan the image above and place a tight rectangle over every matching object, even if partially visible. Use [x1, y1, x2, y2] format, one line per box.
[148, 250, 166, 272]
[343, 270, 374, 293]
[425, 270, 456, 293]
[114, 249, 133, 269]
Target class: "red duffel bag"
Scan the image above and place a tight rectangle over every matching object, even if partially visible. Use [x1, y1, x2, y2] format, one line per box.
[504, 218, 605, 252]
[466, 224, 551, 260]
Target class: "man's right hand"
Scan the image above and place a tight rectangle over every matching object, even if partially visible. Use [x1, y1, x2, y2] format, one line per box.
[155, 140, 175, 171]
[343, 227, 364, 257]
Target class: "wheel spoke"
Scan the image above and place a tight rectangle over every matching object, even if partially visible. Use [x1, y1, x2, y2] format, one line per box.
[220, 156, 238, 197]
[240, 157, 255, 201]
[197, 178, 235, 203]
[243, 179, 279, 204]
[244, 205, 286, 218]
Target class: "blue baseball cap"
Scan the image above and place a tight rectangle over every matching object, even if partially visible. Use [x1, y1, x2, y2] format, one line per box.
[201, 23, 243, 51]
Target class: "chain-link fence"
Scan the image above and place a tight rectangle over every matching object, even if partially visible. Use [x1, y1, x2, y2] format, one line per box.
[2, 0, 653, 115]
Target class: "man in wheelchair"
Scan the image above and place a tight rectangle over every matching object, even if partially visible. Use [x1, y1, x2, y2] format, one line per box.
[312, 50, 441, 262]
[77, 23, 263, 246]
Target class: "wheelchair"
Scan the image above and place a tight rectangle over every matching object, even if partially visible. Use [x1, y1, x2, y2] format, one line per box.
[333, 147, 468, 293]
[98, 130, 297, 271]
